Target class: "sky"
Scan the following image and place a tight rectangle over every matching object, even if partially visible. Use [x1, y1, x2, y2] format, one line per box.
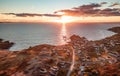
[0, 0, 120, 22]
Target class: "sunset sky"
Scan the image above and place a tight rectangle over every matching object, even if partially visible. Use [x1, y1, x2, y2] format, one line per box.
[0, 0, 120, 22]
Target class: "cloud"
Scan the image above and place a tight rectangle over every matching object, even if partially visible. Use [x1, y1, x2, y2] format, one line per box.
[3, 13, 42, 17]
[42, 14, 61, 17]
[2, 2, 120, 18]
[73, 3, 101, 15]
[3, 13, 61, 17]
[100, 2, 107, 5]
[99, 8, 120, 16]
[73, 3, 101, 10]
[55, 3, 102, 16]
[55, 2, 120, 16]
[109, 3, 120, 7]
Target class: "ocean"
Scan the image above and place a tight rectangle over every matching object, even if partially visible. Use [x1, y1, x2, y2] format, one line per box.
[0, 22, 120, 51]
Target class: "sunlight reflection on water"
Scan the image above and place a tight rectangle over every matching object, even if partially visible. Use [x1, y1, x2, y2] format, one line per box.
[60, 23, 68, 44]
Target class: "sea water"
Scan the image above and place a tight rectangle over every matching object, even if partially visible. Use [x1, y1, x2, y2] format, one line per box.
[0, 22, 119, 51]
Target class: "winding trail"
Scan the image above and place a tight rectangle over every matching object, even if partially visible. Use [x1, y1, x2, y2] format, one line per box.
[67, 45, 75, 76]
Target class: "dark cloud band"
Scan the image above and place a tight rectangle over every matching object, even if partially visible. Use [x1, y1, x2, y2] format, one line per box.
[2, 13, 61, 17]
[55, 2, 120, 16]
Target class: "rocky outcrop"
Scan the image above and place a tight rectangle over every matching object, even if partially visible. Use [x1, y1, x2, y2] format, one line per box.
[0, 39, 14, 50]
[108, 27, 120, 34]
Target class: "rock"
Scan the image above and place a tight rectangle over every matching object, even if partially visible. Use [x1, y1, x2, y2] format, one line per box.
[0, 39, 14, 50]
[108, 27, 120, 34]
[0, 39, 3, 42]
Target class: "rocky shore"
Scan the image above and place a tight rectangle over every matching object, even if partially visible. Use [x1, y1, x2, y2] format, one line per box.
[108, 27, 120, 33]
[0, 27, 120, 76]
[0, 39, 14, 50]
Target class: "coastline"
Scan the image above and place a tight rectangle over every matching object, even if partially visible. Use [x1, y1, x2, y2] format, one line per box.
[0, 27, 120, 76]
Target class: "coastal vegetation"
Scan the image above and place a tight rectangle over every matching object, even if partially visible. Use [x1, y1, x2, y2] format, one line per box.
[0, 27, 120, 76]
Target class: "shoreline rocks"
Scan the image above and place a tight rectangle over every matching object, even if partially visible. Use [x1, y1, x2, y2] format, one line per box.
[0, 39, 14, 50]
[108, 27, 120, 34]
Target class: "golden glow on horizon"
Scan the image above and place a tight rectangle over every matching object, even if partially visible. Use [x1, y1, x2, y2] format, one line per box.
[54, 16, 74, 23]
[0, 13, 120, 23]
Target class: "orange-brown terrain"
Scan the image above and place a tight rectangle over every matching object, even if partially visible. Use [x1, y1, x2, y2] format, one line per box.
[0, 27, 120, 76]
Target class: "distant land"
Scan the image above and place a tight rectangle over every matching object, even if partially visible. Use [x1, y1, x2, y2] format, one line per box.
[0, 21, 120, 24]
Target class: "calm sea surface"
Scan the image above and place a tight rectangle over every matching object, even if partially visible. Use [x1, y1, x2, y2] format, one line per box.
[0, 22, 120, 51]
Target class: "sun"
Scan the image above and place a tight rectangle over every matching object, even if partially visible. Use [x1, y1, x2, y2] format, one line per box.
[55, 16, 73, 23]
